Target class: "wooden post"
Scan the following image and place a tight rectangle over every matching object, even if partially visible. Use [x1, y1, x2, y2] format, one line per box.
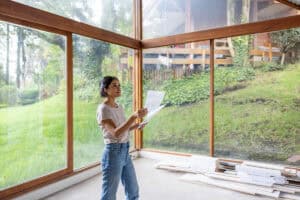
[209, 39, 215, 157]
[134, 0, 143, 150]
[66, 32, 73, 171]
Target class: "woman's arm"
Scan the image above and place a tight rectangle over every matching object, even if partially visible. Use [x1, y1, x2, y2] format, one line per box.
[129, 121, 148, 131]
[101, 108, 147, 138]
[129, 123, 139, 131]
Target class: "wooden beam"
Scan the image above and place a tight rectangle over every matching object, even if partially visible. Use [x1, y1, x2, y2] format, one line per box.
[142, 15, 300, 49]
[0, 14, 67, 35]
[209, 39, 215, 157]
[0, 169, 70, 200]
[0, 0, 140, 49]
[276, 0, 300, 10]
[133, 0, 143, 150]
[66, 32, 73, 172]
[0, 161, 101, 200]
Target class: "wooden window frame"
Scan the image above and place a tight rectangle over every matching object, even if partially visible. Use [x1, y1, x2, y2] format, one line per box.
[0, 0, 299, 198]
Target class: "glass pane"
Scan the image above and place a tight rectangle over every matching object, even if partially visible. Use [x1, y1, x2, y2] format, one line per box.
[73, 35, 134, 169]
[214, 28, 300, 166]
[143, 0, 299, 39]
[142, 42, 210, 155]
[0, 21, 67, 189]
[14, 0, 134, 37]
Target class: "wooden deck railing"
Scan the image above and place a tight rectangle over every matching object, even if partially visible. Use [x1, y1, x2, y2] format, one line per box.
[120, 45, 281, 81]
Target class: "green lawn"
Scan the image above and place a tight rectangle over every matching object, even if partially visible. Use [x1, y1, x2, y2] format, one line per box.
[0, 94, 103, 189]
[144, 64, 300, 164]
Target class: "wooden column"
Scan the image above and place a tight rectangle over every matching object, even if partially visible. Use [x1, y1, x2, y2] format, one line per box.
[66, 32, 73, 171]
[209, 39, 215, 157]
[134, 0, 143, 150]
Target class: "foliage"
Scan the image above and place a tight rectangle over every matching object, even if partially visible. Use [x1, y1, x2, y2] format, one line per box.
[0, 64, 5, 86]
[258, 62, 285, 72]
[232, 35, 253, 68]
[270, 28, 300, 65]
[0, 85, 18, 107]
[101, 45, 121, 77]
[74, 78, 99, 103]
[73, 35, 110, 81]
[39, 45, 65, 98]
[271, 28, 300, 54]
[18, 88, 39, 105]
[117, 82, 133, 113]
[162, 67, 255, 106]
[100, 0, 133, 36]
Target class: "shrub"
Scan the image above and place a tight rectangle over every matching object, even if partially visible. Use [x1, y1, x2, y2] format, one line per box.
[162, 67, 255, 106]
[259, 62, 285, 72]
[162, 74, 210, 106]
[18, 88, 39, 105]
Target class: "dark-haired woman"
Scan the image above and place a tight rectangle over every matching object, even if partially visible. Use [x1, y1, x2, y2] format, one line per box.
[97, 76, 147, 200]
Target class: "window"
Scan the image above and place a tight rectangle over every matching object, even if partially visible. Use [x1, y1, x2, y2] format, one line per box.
[0, 21, 67, 189]
[73, 34, 135, 169]
[214, 29, 300, 166]
[142, 42, 210, 155]
[143, 0, 298, 39]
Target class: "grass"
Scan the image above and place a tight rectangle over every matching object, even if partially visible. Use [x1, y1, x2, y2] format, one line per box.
[0, 94, 104, 189]
[144, 64, 300, 164]
[0, 64, 299, 189]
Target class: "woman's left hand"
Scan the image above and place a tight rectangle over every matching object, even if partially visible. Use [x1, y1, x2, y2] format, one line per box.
[137, 121, 148, 130]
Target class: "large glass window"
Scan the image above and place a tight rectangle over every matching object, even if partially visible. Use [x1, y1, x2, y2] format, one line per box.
[214, 28, 300, 166]
[0, 21, 67, 189]
[143, 0, 299, 39]
[73, 35, 134, 169]
[142, 42, 210, 155]
[14, 0, 134, 37]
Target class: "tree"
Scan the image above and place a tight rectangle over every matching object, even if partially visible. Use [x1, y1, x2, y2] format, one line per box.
[229, 0, 252, 68]
[16, 27, 23, 88]
[270, 28, 300, 65]
[6, 24, 10, 84]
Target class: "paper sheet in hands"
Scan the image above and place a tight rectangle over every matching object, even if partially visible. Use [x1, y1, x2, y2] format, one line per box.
[139, 90, 165, 127]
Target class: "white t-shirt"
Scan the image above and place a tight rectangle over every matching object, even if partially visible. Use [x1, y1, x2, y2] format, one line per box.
[96, 103, 129, 144]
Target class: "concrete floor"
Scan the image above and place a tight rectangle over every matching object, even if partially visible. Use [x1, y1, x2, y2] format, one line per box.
[42, 158, 274, 200]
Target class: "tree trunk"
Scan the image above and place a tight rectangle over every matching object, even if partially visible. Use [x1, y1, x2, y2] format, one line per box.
[21, 31, 26, 88]
[242, 0, 251, 67]
[242, 0, 250, 23]
[227, 0, 235, 57]
[16, 28, 22, 89]
[6, 24, 10, 84]
[280, 53, 285, 65]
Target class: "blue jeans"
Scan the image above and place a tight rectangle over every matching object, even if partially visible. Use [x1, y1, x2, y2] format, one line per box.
[101, 142, 139, 200]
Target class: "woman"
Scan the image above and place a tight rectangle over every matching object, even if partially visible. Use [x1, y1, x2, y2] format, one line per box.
[97, 76, 148, 200]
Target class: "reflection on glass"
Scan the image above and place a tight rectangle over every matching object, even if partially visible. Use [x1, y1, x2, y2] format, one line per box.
[0, 21, 66, 189]
[73, 35, 134, 169]
[15, 0, 133, 37]
[214, 28, 300, 166]
[142, 42, 210, 155]
[143, 0, 298, 39]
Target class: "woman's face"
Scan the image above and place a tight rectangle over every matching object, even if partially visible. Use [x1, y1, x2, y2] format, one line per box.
[105, 79, 121, 98]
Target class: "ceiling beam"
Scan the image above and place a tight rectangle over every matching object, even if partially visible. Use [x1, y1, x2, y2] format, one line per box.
[276, 0, 300, 10]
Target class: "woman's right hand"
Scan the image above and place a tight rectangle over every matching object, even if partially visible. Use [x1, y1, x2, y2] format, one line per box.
[134, 108, 148, 119]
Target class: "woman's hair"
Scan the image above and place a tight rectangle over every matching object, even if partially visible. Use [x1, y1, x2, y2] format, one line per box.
[99, 76, 118, 97]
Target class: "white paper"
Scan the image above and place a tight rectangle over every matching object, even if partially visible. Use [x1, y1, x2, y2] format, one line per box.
[144, 90, 165, 113]
[139, 90, 165, 128]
